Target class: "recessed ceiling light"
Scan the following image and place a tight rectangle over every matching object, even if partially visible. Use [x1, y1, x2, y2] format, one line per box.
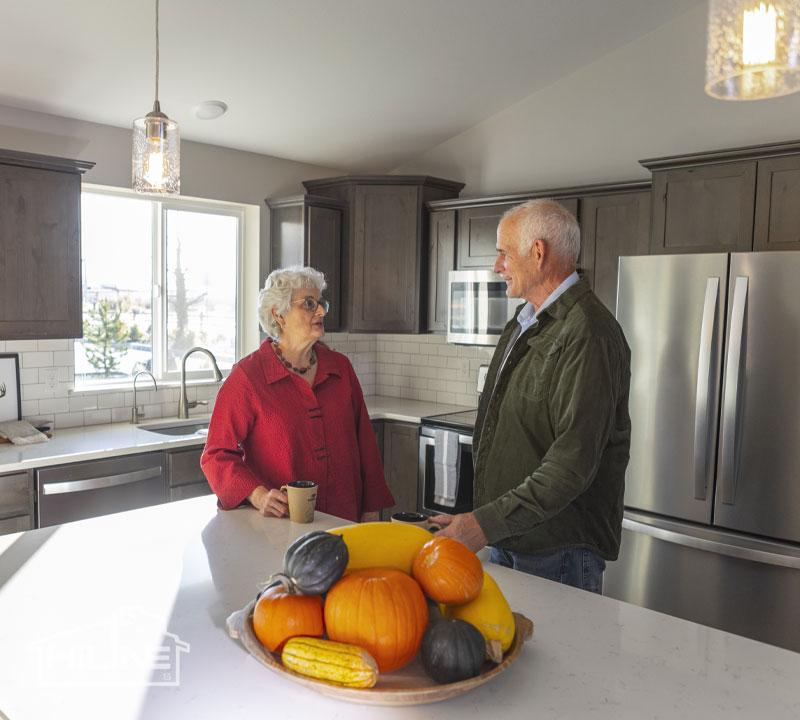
[194, 101, 228, 120]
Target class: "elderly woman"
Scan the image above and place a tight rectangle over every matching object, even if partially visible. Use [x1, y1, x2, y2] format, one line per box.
[201, 265, 393, 523]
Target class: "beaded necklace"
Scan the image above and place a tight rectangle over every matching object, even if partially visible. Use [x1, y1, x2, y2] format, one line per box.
[272, 342, 317, 374]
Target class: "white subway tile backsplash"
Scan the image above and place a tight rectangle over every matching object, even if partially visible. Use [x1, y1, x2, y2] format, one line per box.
[97, 393, 126, 409]
[53, 350, 74, 366]
[19, 368, 39, 385]
[55, 411, 85, 429]
[21, 400, 39, 417]
[38, 398, 70, 414]
[69, 395, 98, 412]
[84, 409, 112, 426]
[5, 340, 39, 352]
[22, 351, 54, 368]
[37, 339, 68, 351]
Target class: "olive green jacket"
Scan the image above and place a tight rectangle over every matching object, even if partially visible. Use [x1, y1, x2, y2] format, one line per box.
[472, 278, 631, 560]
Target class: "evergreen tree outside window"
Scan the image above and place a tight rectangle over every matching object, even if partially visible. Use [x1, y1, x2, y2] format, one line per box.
[76, 187, 243, 385]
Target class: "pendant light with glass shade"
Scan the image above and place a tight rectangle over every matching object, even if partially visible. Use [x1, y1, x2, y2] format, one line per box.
[706, 0, 800, 100]
[132, 0, 180, 194]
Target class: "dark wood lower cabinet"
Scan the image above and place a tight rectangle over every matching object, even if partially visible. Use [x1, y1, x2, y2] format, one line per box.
[581, 191, 651, 312]
[167, 447, 212, 501]
[0, 470, 34, 535]
[380, 422, 419, 520]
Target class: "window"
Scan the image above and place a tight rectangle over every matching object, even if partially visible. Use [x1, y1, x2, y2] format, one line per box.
[77, 187, 244, 385]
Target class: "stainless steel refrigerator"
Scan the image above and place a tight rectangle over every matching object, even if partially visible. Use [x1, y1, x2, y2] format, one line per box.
[603, 252, 800, 653]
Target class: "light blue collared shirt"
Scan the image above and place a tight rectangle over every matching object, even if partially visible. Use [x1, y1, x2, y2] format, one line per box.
[497, 271, 581, 377]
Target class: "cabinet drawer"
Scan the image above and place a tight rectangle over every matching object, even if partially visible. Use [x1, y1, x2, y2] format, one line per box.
[0, 471, 33, 519]
[169, 482, 212, 502]
[167, 448, 205, 488]
[0, 514, 33, 536]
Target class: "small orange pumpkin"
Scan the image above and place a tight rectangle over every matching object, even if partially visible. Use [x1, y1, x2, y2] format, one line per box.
[412, 536, 483, 604]
[252, 583, 324, 653]
[324, 568, 428, 673]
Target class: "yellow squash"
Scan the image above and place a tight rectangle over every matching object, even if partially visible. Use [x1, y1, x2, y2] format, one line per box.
[281, 637, 379, 688]
[446, 570, 515, 663]
[326, 522, 432, 575]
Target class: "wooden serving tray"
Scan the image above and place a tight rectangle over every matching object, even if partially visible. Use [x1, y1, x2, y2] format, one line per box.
[0, 432, 51, 444]
[227, 599, 533, 706]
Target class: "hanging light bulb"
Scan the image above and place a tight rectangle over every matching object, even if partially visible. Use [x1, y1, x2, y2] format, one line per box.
[133, 0, 180, 194]
[706, 0, 800, 100]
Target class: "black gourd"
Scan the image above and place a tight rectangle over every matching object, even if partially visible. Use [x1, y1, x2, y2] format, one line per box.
[280, 531, 349, 595]
[420, 618, 486, 684]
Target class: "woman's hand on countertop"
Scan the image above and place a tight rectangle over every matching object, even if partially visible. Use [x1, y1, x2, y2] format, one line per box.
[247, 486, 289, 517]
[360, 510, 380, 522]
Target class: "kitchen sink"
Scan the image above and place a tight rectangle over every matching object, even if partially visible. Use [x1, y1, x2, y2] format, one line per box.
[138, 420, 210, 436]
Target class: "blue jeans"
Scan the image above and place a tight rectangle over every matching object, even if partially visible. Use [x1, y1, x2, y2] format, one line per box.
[490, 547, 606, 594]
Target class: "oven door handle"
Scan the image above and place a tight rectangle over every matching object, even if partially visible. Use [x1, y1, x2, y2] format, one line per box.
[420, 434, 472, 446]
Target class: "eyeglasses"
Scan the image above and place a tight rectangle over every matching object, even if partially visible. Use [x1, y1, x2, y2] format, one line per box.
[292, 296, 330, 314]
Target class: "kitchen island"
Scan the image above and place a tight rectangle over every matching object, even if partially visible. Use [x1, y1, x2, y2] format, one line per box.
[0, 495, 797, 720]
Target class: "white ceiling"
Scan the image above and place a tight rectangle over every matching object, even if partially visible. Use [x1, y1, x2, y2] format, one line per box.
[1, 0, 705, 173]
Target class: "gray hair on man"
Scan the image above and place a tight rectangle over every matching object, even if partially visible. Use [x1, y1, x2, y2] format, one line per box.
[258, 265, 327, 340]
[502, 199, 581, 267]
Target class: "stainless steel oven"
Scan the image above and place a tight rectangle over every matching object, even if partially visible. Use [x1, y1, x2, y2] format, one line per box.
[447, 270, 517, 345]
[418, 409, 476, 516]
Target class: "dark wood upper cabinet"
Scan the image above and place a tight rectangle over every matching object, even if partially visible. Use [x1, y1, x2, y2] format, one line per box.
[456, 203, 516, 268]
[754, 154, 800, 251]
[303, 176, 463, 333]
[267, 194, 345, 331]
[647, 161, 756, 254]
[580, 190, 651, 312]
[0, 149, 94, 340]
[427, 209, 455, 333]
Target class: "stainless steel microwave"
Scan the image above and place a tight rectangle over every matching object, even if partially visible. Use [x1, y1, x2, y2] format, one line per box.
[446, 270, 519, 345]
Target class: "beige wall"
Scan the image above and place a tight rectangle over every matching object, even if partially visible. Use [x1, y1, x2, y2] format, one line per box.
[394, 4, 800, 197]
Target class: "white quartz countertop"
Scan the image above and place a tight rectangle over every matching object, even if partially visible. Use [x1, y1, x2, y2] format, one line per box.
[0, 396, 472, 474]
[0, 496, 797, 720]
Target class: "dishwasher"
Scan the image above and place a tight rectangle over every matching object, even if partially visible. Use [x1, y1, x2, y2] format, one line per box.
[36, 452, 167, 528]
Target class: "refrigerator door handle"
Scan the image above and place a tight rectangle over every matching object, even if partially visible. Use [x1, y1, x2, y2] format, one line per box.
[719, 275, 748, 505]
[693, 277, 719, 500]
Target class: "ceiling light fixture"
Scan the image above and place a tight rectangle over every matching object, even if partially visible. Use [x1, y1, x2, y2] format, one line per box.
[195, 101, 228, 120]
[706, 0, 800, 100]
[132, 0, 180, 194]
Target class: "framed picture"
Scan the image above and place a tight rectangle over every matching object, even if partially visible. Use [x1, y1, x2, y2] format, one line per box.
[0, 354, 22, 423]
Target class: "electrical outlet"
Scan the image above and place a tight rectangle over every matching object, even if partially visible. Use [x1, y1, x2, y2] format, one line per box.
[43, 368, 58, 397]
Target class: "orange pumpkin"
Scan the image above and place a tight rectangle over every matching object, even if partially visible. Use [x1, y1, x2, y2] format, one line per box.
[412, 537, 483, 604]
[252, 583, 324, 653]
[324, 568, 428, 673]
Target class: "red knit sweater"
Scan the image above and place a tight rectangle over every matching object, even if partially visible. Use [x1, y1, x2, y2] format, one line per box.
[200, 340, 393, 522]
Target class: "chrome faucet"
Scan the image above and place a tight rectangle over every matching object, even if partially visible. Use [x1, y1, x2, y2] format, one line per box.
[131, 371, 158, 424]
[178, 346, 223, 419]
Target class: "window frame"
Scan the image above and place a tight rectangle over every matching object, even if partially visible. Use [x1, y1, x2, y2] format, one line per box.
[78, 184, 246, 387]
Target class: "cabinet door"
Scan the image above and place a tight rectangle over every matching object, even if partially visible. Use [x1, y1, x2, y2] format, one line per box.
[650, 162, 756, 254]
[427, 210, 456, 332]
[352, 185, 419, 332]
[456, 204, 515, 269]
[166, 447, 205, 488]
[0, 164, 82, 339]
[754, 155, 800, 251]
[169, 482, 213, 501]
[306, 204, 342, 330]
[0, 471, 33, 520]
[0, 514, 32, 536]
[381, 422, 420, 520]
[581, 191, 651, 312]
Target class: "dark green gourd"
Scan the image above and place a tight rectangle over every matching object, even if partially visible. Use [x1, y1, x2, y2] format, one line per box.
[280, 530, 349, 595]
[420, 618, 486, 684]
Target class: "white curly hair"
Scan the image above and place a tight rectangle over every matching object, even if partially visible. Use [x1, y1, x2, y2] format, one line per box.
[258, 265, 327, 340]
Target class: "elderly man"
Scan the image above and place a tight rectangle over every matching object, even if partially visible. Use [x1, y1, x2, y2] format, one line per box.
[432, 199, 631, 593]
